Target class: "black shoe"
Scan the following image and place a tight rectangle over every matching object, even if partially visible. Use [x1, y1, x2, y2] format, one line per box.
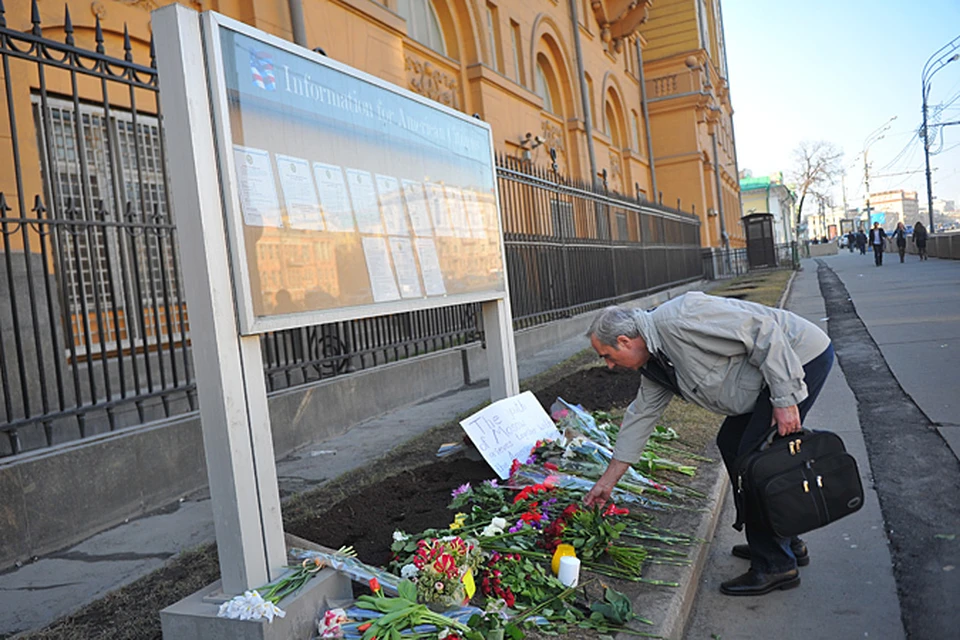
[731, 540, 809, 566]
[720, 568, 800, 596]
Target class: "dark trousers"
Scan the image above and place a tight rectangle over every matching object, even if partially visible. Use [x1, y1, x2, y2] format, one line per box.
[716, 344, 835, 573]
[873, 244, 884, 265]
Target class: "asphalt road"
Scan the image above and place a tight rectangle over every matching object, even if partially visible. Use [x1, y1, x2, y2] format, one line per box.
[685, 250, 960, 640]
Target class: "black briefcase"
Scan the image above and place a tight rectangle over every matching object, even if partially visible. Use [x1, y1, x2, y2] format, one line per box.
[734, 429, 864, 538]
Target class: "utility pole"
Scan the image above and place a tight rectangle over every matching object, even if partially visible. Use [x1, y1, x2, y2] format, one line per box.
[863, 150, 873, 225]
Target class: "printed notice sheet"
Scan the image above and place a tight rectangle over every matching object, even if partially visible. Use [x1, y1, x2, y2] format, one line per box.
[313, 163, 355, 232]
[388, 237, 423, 298]
[459, 391, 562, 479]
[414, 238, 446, 296]
[401, 180, 434, 237]
[424, 182, 453, 236]
[233, 145, 282, 227]
[462, 189, 487, 239]
[346, 169, 384, 235]
[276, 154, 323, 231]
[361, 236, 401, 302]
[375, 175, 410, 236]
[444, 186, 470, 237]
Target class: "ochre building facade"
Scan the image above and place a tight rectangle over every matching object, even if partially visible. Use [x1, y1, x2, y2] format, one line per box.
[2, 0, 742, 248]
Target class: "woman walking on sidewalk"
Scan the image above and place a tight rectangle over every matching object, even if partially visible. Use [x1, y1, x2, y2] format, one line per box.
[892, 222, 908, 263]
[914, 221, 928, 260]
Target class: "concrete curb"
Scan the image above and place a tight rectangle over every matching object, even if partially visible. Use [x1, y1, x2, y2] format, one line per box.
[649, 459, 729, 640]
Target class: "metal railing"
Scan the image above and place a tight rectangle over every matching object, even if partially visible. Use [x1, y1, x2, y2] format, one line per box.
[497, 155, 703, 329]
[0, 3, 704, 458]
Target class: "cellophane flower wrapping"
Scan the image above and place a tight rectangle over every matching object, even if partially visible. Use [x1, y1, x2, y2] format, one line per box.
[397, 536, 480, 610]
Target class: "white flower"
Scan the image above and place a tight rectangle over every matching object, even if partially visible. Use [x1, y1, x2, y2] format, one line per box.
[217, 590, 285, 623]
[401, 563, 420, 579]
[393, 531, 409, 542]
[491, 517, 507, 530]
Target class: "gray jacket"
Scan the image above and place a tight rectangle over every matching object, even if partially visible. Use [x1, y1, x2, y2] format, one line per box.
[614, 292, 831, 464]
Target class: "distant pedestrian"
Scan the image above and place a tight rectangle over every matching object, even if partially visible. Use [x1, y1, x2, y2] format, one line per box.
[891, 222, 907, 263]
[870, 222, 887, 266]
[847, 231, 856, 253]
[913, 221, 928, 260]
[856, 229, 867, 255]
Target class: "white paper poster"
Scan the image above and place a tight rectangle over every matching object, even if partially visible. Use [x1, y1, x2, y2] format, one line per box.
[402, 179, 434, 237]
[361, 236, 401, 302]
[462, 189, 487, 239]
[459, 391, 562, 480]
[233, 145, 282, 227]
[444, 186, 471, 237]
[375, 175, 410, 236]
[346, 169, 384, 235]
[276, 154, 323, 231]
[424, 182, 453, 236]
[388, 237, 423, 298]
[414, 238, 446, 296]
[313, 162, 355, 232]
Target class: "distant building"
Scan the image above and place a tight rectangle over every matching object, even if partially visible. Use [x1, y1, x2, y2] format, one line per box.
[868, 190, 919, 227]
[740, 173, 796, 244]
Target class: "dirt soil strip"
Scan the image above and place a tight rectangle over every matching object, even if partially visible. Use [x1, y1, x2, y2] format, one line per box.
[817, 260, 960, 638]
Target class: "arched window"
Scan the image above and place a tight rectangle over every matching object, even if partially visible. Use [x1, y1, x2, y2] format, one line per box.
[535, 55, 556, 114]
[397, 0, 446, 55]
[604, 101, 622, 148]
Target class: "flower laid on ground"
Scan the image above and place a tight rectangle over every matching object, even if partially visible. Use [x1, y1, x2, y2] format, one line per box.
[317, 607, 349, 638]
[353, 579, 481, 639]
[480, 516, 508, 537]
[403, 536, 480, 609]
[217, 557, 325, 622]
[449, 512, 468, 530]
[217, 589, 286, 622]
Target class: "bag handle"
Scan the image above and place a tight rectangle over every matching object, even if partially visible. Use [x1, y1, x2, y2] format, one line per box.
[759, 426, 811, 451]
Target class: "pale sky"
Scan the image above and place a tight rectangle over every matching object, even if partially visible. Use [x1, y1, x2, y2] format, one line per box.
[723, 0, 960, 215]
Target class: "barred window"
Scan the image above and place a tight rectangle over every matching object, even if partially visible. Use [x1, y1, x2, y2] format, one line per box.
[32, 97, 183, 355]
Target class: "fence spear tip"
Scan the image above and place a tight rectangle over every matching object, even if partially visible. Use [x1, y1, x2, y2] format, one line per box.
[31, 0, 42, 36]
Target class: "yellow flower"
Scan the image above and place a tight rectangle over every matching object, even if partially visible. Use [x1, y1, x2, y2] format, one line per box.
[449, 513, 467, 531]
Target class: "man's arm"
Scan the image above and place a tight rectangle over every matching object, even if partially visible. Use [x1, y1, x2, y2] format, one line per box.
[584, 459, 632, 506]
[584, 378, 672, 506]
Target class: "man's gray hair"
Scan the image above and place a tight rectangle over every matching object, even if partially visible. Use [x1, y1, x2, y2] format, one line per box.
[586, 306, 641, 347]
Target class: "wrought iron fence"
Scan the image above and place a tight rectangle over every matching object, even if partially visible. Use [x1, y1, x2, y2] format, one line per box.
[0, 3, 703, 458]
[497, 156, 703, 329]
[701, 243, 798, 280]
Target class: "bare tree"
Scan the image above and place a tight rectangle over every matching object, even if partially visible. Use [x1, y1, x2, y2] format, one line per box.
[788, 140, 844, 226]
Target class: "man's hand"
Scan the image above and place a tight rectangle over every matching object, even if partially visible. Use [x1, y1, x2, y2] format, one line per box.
[772, 404, 802, 436]
[584, 459, 631, 507]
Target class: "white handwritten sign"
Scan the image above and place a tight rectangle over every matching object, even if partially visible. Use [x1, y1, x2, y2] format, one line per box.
[459, 391, 561, 479]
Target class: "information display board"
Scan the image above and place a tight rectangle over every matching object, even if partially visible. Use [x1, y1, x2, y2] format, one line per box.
[204, 16, 507, 334]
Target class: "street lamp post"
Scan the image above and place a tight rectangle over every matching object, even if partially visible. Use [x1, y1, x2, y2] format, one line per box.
[922, 40, 960, 235]
[860, 116, 896, 227]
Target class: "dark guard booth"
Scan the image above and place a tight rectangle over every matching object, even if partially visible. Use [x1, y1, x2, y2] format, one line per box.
[742, 213, 777, 269]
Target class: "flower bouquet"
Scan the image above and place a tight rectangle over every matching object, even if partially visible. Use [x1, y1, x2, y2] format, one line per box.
[397, 536, 481, 611]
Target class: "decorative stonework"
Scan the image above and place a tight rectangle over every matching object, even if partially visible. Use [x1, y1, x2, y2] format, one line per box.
[650, 74, 678, 98]
[590, 0, 652, 51]
[608, 150, 622, 182]
[405, 54, 460, 110]
[540, 120, 565, 152]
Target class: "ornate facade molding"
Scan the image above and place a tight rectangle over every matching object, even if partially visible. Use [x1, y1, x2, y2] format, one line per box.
[590, 0, 652, 52]
[405, 53, 460, 110]
[540, 119, 565, 152]
[608, 149, 622, 181]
